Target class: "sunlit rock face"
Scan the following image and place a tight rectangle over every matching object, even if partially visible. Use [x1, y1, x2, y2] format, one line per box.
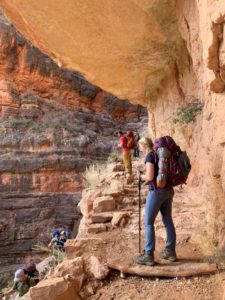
[0, 0, 186, 103]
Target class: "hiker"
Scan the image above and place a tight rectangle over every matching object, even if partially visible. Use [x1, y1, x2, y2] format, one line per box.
[58, 230, 67, 249]
[23, 261, 39, 284]
[118, 130, 136, 175]
[134, 137, 177, 266]
[48, 229, 67, 251]
[133, 131, 140, 158]
[48, 230, 60, 249]
[0, 269, 37, 299]
[52, 229, 60, 239]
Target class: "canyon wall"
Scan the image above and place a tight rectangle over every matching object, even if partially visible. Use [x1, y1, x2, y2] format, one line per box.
[149, 0, 225, 250]
[0, 0, 224, 254]
[0, 12, 147, 266]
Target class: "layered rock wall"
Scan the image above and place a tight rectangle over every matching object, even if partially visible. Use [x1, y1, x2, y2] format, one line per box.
[153, 0, 225, 249]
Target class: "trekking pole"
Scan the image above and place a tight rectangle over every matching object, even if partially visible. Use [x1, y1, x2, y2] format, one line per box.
[138, 174, 142, 254]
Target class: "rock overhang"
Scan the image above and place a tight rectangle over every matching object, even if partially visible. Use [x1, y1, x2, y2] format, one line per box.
[0, 0, 186, 104]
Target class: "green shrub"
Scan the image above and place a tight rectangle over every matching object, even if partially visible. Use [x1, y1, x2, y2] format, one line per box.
[53, 249, 65, 265]
[173, 101, 203, 125]
[83, 164, 105, 188]
[31, 125, 44, 133]
[11, 118, 31, 128]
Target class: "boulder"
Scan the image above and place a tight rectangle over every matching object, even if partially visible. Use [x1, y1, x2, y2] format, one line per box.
[86, 256, 109, 280]
[103, 179, 124, 198]
[111, 212, 130, 227]
[87, 224, 109, 234]
[79, 190, 102, 216]
[91, 212, 113, 223]
[65, 237, 106, 259]
[29, 277, 80, 300]
[47, 257, 85, 292]
[93, 196, 115, 213]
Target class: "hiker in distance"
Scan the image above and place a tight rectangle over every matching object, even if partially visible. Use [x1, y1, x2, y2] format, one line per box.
[134, 137, 177, 266]
[0, 269, 37, 299]
[117, 130, 136, 176]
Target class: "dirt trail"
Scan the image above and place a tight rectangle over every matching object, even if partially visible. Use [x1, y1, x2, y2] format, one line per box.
[74, 161, 225, 300]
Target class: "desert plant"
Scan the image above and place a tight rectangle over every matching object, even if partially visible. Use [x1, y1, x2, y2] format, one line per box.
[10, 118, 32, 128]
[83, 164, 105, 188]
[107, 152, 121, 163]
[32, 242, 64, 266]
[31, 125, 44, 133]
[32, 242, 52, 254]
[173, 101, 203, 125]
[52, 249, 65, 265]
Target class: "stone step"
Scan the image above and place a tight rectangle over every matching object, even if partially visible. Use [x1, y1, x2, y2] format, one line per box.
[91, 212, 113, 224]
[87, 223, 110, 234]
[93, 196, 115, 213]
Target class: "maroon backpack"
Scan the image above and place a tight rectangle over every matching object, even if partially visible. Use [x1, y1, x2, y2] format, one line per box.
[126, 137, 136, 150]
[153, 136, 191, 187]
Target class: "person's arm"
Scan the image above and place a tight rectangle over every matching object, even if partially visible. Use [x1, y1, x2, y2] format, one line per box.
[29, 277, 37, 287]
[1, 288, 16, 298]
[118, 141, 122, 147]
[141, 162, 155, 182]
[48, 237, 57, 248]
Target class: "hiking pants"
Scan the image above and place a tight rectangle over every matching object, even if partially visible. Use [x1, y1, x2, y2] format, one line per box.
[144, 187, 176, 254]
[123, 150, 132, 174]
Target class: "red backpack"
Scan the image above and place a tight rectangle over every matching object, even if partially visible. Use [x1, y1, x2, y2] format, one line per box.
[126, 137, 136, 150]
[153, 136, 191, 187]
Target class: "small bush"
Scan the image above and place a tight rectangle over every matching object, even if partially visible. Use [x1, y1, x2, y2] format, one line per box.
[83, 164, 105, 188]
[53, 249, 65, 265]
[107, 152, 121, 163]
[11, 118, 31, 128]
[32, 242, 51, 253]
[32, 243, 64, 266]
[173, 101, 203, 125]
[31, 125, 44, 133]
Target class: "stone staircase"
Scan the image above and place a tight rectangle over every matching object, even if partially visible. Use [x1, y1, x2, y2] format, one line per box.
[77, 163, 149, 237]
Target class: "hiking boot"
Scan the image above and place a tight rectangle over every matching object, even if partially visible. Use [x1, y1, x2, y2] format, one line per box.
[159, 249, 177, 262]
[133, 253, 155, 266]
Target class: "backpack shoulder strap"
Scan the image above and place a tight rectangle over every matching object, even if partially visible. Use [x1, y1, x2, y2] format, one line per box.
[153, 150, 158, 163]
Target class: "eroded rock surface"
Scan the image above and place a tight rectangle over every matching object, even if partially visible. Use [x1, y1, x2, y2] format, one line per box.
[0, 0, 186, 103]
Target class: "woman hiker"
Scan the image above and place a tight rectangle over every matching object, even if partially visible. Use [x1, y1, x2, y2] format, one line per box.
[134, 137, 177, 266]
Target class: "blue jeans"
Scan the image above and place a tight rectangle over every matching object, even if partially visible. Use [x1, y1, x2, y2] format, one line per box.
[144, 187, 176, 254]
